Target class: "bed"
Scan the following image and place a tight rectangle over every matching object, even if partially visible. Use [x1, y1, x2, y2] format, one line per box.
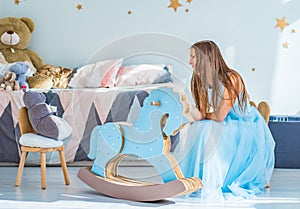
[0, 33, 194, 164]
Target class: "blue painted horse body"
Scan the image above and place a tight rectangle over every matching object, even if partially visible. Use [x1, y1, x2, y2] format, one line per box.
[88, 87, 190, 183]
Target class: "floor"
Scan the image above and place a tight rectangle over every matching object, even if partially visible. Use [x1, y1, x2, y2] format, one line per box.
[0, 164, 299, 209]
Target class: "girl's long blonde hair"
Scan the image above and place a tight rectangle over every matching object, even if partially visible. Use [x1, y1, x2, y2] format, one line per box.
[190, 40, 248, 118]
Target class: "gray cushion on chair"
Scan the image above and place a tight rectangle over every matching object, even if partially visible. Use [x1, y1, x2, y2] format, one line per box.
[19, 133, 63, 148]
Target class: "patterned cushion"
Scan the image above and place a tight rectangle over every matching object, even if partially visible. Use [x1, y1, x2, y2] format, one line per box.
[68, 58, 123, 88]
[115, 64, 172, 87]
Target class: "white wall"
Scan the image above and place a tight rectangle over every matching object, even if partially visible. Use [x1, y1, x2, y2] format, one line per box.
[1, 0, 300, 115]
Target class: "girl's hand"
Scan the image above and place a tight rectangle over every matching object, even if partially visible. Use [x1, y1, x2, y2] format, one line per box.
[189, 105, 203, 121]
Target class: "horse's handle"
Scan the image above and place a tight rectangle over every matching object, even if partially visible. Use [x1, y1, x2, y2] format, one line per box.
[151, 101, 161, 106]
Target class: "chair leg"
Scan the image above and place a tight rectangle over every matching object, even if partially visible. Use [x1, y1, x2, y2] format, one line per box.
[15, 150, 27, 187]
[59, 150, 70, 185]
[40, 152, 47, 190]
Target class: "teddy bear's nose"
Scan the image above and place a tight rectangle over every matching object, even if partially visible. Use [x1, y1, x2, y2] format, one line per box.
[7, 30, 14, 35]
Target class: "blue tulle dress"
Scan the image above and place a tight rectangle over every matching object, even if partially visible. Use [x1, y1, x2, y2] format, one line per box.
[172, 92, 275, 200]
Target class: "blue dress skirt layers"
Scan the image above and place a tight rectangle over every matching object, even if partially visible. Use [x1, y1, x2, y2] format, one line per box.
[173, 100, 275, 200]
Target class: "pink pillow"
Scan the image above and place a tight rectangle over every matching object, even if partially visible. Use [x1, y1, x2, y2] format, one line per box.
[116, 64, 172, 87]
[68, 58, 123, 88]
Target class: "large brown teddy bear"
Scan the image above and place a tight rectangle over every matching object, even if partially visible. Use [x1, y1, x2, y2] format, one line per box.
[0, 16, 45, 72]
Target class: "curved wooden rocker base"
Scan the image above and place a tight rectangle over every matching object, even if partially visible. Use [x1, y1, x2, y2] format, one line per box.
[78, 167, 203, 202]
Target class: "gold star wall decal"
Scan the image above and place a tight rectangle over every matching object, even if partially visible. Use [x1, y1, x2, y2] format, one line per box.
[168, 0, 183, 12]
[128, 11, 132, 15]
[282, 41, 289, 49]
[187, 0, 192, 3]
[76, 4, 83, 11]
[275, 16, 289, 31]
[14, 0, 20, 5]
[291, 29, 296, 33]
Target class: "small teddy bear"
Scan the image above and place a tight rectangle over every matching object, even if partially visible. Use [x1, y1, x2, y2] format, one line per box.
[9, 62, 30, 90]
[0, 71, 20, 91]
[23, 90, 72, 140]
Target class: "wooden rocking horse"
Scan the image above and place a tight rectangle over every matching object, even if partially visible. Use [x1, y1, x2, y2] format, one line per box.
[77, 87, 203, 201]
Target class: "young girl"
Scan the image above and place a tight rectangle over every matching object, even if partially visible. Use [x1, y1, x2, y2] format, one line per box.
[174, 40, 275, 200]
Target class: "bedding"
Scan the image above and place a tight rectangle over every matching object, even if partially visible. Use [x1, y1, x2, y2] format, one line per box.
[0, 56, 185, 164]
[68, 61, 173, 89]
[0, 84, 176, 164]
[68, 58, 123, 88]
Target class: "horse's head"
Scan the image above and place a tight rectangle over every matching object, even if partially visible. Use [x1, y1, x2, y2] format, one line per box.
[135, 87, 190, 136]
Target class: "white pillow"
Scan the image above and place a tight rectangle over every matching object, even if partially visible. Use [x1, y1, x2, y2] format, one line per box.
[115, 64, 172, 87]
[20, 133, 63, 148]
[68, 58, 123, 88]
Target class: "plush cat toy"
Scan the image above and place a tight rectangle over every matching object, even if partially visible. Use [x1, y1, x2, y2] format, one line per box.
[23, 90, 72, 140]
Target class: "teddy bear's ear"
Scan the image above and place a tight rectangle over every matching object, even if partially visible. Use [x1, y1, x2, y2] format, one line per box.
[20, 17, 35, 33]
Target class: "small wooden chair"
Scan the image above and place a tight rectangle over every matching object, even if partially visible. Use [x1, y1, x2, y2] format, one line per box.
[15, 107, 70, 190]
[257, 101, 271, 124]
[250, 100, 271, 123]
[257, 101, 271, 188]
